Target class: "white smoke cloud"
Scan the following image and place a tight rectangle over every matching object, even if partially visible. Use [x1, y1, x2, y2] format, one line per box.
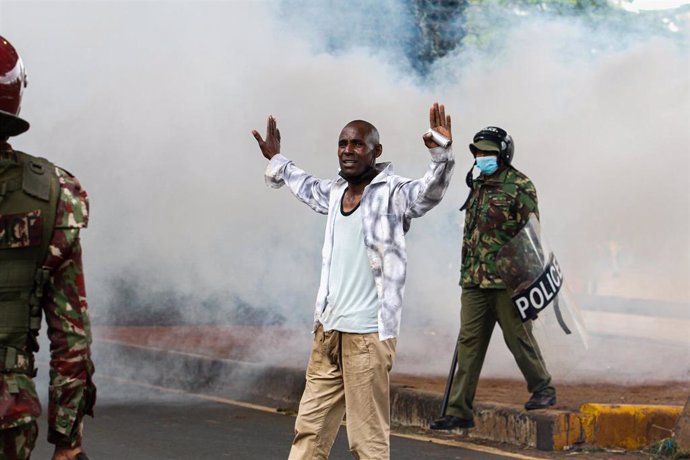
[1, 0, 687, 381]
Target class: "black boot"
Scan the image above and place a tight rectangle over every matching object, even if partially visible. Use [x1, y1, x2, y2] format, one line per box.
[524, 391, 556, 410]
[429, 415, 475, 430]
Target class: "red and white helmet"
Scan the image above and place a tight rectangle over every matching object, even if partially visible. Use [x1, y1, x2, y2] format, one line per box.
[0, 35, 29, 137]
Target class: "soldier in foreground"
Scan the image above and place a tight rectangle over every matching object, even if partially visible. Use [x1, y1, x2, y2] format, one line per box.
[431, 127, 555, 431]
[0, 36, 95, 460]
[252, 103, 454, 459]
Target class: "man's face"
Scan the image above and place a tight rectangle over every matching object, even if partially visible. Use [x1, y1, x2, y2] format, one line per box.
[337, 123, 381, 177]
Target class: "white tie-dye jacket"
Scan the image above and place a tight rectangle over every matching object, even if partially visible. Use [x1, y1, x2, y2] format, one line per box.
[265, 147, 454, 340]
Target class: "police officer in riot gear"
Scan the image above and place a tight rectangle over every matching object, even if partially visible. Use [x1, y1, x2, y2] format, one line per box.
[430, 126, 556, 431]
[0, 35, 95, 460]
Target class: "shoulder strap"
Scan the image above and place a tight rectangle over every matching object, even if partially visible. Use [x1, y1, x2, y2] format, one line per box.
[21, 154, 53, 201]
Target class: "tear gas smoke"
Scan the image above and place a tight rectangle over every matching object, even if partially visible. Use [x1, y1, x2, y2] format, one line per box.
[1, 0, 688, 383]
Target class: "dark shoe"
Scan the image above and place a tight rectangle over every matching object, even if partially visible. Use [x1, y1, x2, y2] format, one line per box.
[524, 391, 556, 410]
[430, 415, 475, 430]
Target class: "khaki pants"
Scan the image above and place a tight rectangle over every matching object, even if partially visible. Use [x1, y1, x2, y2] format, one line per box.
[288, 325, 396, 460]
[447, 288, 554, 419]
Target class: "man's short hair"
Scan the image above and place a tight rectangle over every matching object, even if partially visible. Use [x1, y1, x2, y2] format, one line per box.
[345, 120, 380, 146]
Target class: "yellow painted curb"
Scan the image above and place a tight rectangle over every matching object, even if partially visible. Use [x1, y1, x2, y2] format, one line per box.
[580, 403, 682, 449]
[550, 411, 593, 450]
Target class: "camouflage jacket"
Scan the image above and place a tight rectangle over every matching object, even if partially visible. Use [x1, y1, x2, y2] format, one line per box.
[460, 165, 538, 288]
[0, 162, 95, 448]
[265, 146, 455, 340]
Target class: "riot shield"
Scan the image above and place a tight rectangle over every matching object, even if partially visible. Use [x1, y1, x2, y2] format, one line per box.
[496, 214, 588, 372]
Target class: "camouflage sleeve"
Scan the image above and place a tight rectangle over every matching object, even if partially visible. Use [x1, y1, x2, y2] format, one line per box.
[515, 177, 539, 228]
[42, 169, 95, 447]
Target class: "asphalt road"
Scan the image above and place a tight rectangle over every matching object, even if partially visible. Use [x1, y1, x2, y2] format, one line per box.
[30, 375, 533, 460]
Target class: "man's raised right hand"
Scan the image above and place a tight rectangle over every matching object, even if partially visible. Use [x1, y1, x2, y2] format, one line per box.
[252, 115, 281, 160]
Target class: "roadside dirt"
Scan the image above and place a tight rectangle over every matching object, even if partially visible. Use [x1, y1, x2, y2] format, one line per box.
[392, 373, 689, 410]
[95, 325, 689, 411]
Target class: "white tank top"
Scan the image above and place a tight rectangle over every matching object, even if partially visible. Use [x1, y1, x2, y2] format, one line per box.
[321, 196, 379, 333]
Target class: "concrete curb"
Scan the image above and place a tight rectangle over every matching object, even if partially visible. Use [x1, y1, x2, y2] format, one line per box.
[580, 403, 682, 449]
[389, 386, 588, 450]
[94, 340, 682, 452]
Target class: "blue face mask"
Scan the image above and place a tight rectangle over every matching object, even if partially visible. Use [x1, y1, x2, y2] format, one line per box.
[476, 156, 498, 175]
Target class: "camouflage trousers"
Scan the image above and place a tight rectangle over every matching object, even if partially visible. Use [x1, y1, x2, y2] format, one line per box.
[0, 422, 38, 460]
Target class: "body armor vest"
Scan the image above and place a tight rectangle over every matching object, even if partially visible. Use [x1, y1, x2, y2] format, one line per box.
[0, 150, 58, 375]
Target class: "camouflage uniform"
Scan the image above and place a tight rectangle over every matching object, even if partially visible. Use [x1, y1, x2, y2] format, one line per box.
[460, 166, 539, 288]
[446, 165, 554, 420]
[0, 148, 95, 458]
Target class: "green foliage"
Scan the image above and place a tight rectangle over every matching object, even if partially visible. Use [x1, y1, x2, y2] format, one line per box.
[456, 0, 687, 55]
[650, 437, 690, 459]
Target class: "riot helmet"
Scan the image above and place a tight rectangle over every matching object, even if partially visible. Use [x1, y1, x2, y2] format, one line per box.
[0, 35, 29, 137]
[470, 126, 514, 166]
[460, 126, 515, 206]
